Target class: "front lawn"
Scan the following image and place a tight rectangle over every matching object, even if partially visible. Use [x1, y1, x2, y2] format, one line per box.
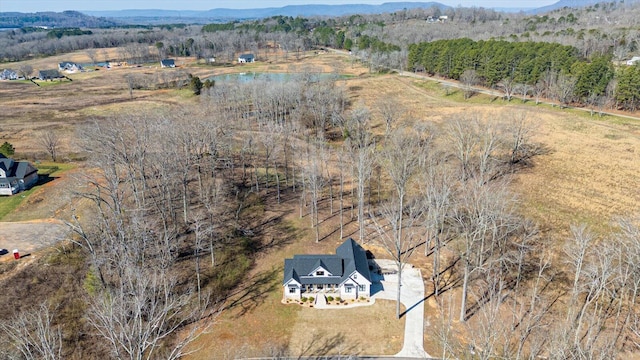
[0, 162, 74, 220]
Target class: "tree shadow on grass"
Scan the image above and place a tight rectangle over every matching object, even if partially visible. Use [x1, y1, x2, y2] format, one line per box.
[224, 267, 281, 317]
[297, 330, 360, 359]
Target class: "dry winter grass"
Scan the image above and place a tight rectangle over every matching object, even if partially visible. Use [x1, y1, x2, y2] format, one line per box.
[2, 48, 640, 357]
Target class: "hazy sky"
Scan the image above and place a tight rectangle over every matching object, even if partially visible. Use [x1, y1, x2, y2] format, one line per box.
[1, 0, 558, 12]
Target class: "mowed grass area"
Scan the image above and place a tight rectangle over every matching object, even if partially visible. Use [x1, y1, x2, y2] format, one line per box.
[187, 220, 405, 359]
[0, 188, 36, 221]
[288, 300, 404, 356]
[0, 162, 75, 221]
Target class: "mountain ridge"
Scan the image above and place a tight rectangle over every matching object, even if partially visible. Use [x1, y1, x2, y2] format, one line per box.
[81, 2, 451, 20]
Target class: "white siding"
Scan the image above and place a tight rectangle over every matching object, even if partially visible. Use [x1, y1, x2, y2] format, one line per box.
[340, 280, 357, 299]
[283, 279, 302, 299]
[284, 284, 300, 299]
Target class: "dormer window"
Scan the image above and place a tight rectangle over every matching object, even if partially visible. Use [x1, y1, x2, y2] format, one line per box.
[316, 270, 324, 276]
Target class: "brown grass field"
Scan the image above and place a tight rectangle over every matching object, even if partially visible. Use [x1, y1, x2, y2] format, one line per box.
[1, 48, 640, 357]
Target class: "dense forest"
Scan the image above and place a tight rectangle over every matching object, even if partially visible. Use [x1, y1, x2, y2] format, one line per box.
[407, 39, 640, 109]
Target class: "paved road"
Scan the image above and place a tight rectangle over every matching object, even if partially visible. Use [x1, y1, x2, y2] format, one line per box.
[373, 259, 431, 359]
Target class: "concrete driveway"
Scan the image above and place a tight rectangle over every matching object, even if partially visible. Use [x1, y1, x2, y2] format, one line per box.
[372, 259, 431, 358]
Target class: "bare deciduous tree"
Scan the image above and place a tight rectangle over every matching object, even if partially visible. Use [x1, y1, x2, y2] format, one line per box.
[378, 98, 404, 136]
[421, 156, 454, 296]
[505, 111, 537, 165]
[451, 179, 518, 322]
[0, 303, 62, 360]
[460, 69, 479, 99]
[87, 268, 210, 360]
[370, 127, 424, 318]
[497, 77, 517, 102]
[18, 64, 33, 79]
[86, 48, 98, 65]
[305, 140, 326, 243]
[38, 131, 61, 162]
[345, 106, 375, 242]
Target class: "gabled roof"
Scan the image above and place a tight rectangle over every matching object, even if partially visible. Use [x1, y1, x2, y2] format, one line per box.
[59, 61, 81, 68]
[283, 238, 371, 286]
[15, 161, 37, 179]
[161, 59, 175, 66]
[239, 53, 254, 60]
[0, 157, 13, 175]
[0, 157, 37, 180]
[337, 238, 372, 283]
[38, 69, 62, 79]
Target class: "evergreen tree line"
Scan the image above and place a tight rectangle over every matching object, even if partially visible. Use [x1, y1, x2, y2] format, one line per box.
[409, 38, 640, 111]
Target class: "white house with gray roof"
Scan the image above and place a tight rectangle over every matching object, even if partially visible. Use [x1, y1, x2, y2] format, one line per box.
[283, 238, 372, 301]
[58, 61, 83, 72]
[0, 155, 38, 196]
[238, 53, 255, 63]
[0, 69, 18, 80]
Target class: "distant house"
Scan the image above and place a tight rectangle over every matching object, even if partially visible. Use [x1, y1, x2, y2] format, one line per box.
[0, 155, 38, 196]
[283, 238, 372, 302]
[38, 69, 62, 81]
[238, 53, 255, 63]
[161, 59, 176, 68]
[627, 56, 640, 66]
[58, 61, 83, 72]
[206, 57, 216, 64]
[0, 69, 18, 80]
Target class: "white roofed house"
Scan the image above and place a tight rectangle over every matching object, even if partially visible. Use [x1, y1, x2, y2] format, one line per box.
[0, 69, 18, 80]
[0, 155, 38, 196]
[58, 61, 83, 72]
[283, 238, 372, 302]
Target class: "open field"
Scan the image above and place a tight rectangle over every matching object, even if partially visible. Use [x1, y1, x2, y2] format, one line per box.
[1, 48, 640, 357]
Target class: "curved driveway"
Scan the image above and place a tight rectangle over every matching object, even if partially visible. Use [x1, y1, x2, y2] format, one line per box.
[372, 259, 431, 358]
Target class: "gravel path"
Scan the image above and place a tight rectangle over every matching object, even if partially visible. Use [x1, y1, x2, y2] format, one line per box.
[0, 220, 69, 259]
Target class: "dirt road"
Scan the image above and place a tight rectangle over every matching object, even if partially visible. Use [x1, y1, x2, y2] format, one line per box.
[0, 220, 70, 259]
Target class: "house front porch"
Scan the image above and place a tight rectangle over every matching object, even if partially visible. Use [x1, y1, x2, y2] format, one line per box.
[284, 284, 341, 300]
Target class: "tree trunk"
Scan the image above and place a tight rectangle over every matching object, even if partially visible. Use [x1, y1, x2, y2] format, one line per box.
[396, 261, 402, 319]
[460, 260, 469, 322]
[275, 162, 281, 204]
